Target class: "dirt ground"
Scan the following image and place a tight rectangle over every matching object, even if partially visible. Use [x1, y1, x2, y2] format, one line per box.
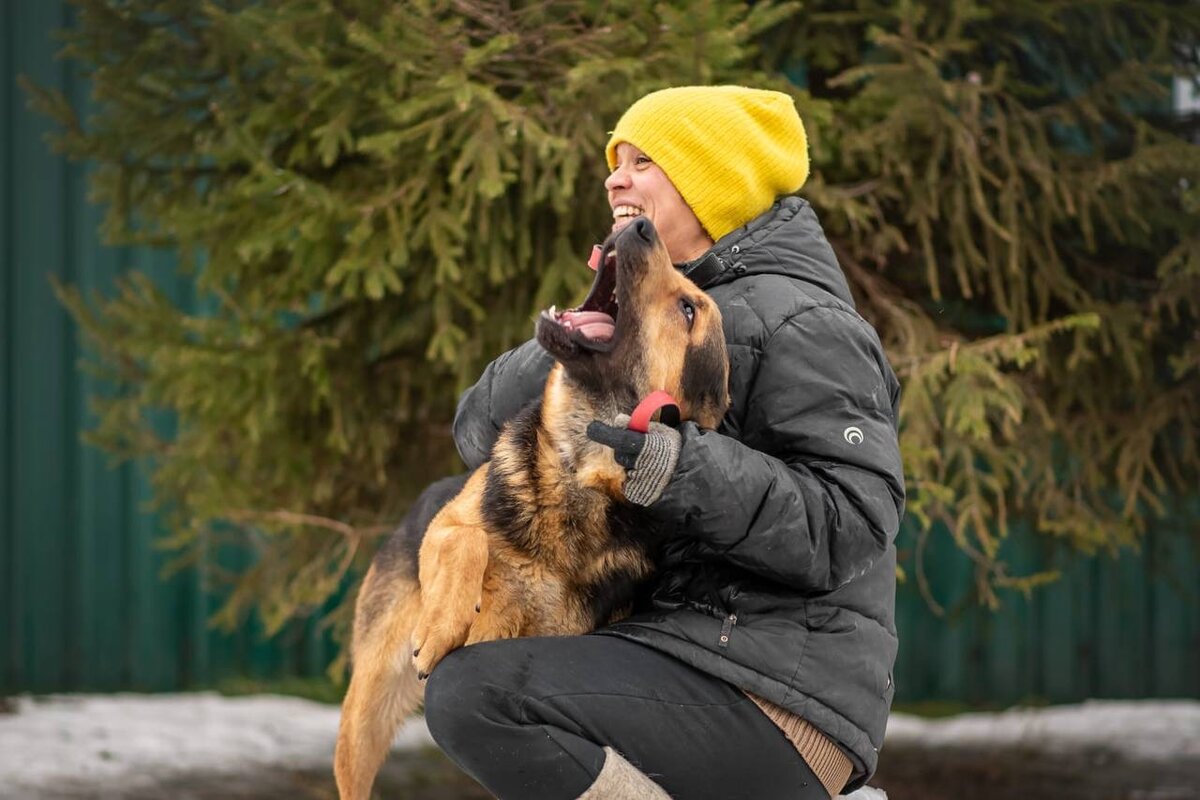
[871, 741, 1200, 800]
[27, 747, 490, 800]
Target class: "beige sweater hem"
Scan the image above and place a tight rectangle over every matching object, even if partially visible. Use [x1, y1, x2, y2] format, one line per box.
[745, 692, 854, 797]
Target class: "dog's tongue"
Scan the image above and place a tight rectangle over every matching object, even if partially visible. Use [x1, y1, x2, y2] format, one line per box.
[560, 310, 615, 342]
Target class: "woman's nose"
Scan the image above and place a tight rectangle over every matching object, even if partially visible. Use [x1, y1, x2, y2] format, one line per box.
[604, 166, 630, 191]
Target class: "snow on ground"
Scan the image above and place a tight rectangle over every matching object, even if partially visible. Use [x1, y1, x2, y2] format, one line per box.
[1, 693, 1196, 798]
[884, 699, 1200, 765]
[0, 693, 430, 795]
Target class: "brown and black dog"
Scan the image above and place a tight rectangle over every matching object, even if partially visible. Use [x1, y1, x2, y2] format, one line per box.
[334, 217, 730, 800]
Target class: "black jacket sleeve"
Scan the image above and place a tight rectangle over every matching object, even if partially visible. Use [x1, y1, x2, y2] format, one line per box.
[648, 306, 905, 593]
[452, 337, 554, 470]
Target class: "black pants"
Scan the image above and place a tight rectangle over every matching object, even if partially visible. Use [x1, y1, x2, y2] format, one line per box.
[423, 634, 828, 800]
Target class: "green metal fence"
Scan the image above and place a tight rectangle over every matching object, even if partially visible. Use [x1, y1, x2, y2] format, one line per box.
[894, 513, 1199, 705]
[1, 0, 338, 694]
[3, 0, 1197, 703]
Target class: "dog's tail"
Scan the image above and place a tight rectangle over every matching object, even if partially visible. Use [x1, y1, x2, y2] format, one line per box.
[334, 567, 425, 800]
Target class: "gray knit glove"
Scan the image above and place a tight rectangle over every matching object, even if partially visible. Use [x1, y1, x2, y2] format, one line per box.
[585, 413, 682, 506]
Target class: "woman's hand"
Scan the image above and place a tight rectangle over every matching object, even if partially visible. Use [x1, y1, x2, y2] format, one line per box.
[586, 414, 681, 506]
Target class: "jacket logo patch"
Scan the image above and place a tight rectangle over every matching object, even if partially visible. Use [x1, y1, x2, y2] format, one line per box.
[843, 426, 864, 445]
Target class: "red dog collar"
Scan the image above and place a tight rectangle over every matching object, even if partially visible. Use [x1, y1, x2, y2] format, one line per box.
[628, 391, 681, 433]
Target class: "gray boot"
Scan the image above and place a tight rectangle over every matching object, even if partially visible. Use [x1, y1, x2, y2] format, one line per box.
[577, 747, 672, 799]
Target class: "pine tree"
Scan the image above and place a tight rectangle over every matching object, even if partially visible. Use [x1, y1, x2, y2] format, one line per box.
[760, 0, 1200, 608]
[28, 0, 1199, 649]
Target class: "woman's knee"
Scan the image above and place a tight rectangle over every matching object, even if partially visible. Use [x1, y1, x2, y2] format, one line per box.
[423, 643, 522, 752]
[422, 646, 477, 747]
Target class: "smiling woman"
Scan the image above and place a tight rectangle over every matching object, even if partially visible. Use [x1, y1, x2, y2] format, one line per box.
[605, 144, 714, 263]
[430, 85, 904, 800]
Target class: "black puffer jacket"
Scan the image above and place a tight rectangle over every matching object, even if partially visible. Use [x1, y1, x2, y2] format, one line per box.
[453, 197, 905, 789]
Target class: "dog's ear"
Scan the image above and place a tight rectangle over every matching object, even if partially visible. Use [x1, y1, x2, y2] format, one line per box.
[680, 332, 731, 430]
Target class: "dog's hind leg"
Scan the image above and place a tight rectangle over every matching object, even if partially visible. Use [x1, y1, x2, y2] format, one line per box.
[334, 584, 424, 800]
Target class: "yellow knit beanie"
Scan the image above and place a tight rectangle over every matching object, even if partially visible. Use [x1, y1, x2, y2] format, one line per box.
[605, 85, 809, 242]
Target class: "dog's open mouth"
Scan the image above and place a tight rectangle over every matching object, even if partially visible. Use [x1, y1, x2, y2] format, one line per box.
[539, 246, 620, 351]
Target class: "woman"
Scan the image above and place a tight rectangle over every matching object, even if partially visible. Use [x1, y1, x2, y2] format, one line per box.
[424, 85, 905, 799]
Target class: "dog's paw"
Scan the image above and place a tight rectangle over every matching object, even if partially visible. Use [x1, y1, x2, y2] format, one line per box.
[410, 632, 461, 679]
[410, 600, 481, 680]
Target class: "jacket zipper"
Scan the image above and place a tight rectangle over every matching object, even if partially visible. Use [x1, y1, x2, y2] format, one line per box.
[718, 613, 738, 648]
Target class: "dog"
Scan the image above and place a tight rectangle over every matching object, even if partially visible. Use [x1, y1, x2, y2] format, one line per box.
[333, 216, 730, 800]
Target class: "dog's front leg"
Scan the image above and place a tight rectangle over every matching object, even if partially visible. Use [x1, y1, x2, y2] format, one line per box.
[411, 469, 490, 679]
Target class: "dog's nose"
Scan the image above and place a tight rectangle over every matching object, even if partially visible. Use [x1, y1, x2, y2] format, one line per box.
[632, 216, 653, 242]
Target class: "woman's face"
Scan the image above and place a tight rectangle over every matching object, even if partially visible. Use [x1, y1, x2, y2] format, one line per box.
[605, 142, 713, 264]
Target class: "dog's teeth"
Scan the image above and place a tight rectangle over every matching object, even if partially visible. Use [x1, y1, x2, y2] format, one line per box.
[549, 304, 557, 316]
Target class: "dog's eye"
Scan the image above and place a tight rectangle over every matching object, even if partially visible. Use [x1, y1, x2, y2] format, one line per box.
[680, 298, 696, 330]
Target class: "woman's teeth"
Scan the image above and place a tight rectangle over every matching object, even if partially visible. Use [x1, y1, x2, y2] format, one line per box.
[612, 205, 643, 231]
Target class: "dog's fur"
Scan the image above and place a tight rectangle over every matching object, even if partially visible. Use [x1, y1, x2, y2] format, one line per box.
[334, 218, 730, 800]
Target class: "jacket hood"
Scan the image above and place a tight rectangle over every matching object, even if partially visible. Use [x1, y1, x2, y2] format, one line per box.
[681, 196, 855, 307]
